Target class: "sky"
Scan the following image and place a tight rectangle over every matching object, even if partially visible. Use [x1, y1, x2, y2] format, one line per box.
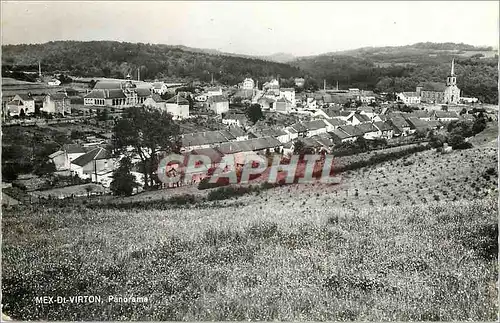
[1, 1, 499, 56]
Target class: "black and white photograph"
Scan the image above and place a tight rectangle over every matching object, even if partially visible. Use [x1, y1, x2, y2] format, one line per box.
[1, 1, 498, 321]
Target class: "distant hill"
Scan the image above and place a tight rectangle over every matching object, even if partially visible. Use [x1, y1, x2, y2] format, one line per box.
[259, 52, 296, 63]
[289, 42, 498, 103]
[1, 41, 302, 86]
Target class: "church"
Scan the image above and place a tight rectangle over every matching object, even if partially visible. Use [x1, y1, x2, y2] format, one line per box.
[416, 59, 461, 105]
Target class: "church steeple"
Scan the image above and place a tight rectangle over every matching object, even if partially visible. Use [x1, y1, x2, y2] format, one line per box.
[446, 58, 457, 86]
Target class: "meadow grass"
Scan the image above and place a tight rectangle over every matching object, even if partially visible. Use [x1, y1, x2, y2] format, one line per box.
[2, 197, 497, 321]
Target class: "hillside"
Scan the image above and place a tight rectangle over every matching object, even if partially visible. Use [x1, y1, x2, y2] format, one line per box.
[1, 41, 302, 85]
[291, 43, 498, 103]
[2, 129, 497, 320]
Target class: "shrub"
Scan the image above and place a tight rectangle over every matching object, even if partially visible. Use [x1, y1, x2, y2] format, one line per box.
[207, 186, 255, 201]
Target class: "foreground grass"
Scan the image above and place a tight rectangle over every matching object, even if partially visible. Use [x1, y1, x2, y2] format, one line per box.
[2, 197, 497, 321]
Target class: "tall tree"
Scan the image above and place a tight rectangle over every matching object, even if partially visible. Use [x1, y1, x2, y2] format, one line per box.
[246, 104, 264, 124]
[110, 157, 139, 196]
[112, 106, 181, 189]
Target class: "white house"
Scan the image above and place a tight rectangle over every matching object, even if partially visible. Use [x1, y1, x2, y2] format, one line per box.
[346, 113, 371, 125]
[70, 147, 116, 181]
[143, 94, 166, 110]
[280, 88, 296, 107]
[151, 82, 168, 95]
[373, 121, 394, 139]
[242, 78, 255, 90]
[42, 93, 71, 115]
[431, 111, 460, 122]
[13, 94, 35, 114]
[195, 94, 208, 102]
[206, 87, 223, 97]
[48, 79, 61, 86]
[397, 92, 421, 105]
[207, 95, 229, 114]
[356, 123, 380, 139]
[222, 113, 248, 127]
[303, 119, 328, 137]
[164, 94, 190, 119]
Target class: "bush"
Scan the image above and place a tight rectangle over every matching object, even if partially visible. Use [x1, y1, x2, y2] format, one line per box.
[207, 186, 256, 201]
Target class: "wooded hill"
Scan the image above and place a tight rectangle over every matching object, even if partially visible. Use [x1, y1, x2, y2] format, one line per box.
[1, 41, 303, 85]
[291, 43, 498, 103]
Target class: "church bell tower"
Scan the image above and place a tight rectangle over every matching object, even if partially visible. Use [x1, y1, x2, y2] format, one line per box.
[446, 59, 457, 86]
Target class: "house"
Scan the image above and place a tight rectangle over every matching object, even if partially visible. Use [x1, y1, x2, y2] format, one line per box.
[346, 113, 371, 125]
[151, 82, 168, 95]
[406, 117, 433, 134]
[406, 110, 431, 121]
[358, 106, 376, 120]
[275, 97, 293, 114]
[280, 88, 296, 107]
[218, 137, 282, 155]
[11, 94, 35, 115]
[143, 94, 166, 110]
[303, 119, 328, 137]
[257, 96, 276, 110]
[5, 99, 25, 117]
[42, 93, 71, 115]
[181, 130, 231, 151]
[206, 87, 223, 97]
[431, 111, 460, 122]
[355, 123, 380, 139]
[397, 92, 421, 105]
[190, 147, 225, 169]
[48, 144, 89, 171]
[294, 78, 305, 88]
[373, 121, 394, 139]
[387, 115, 411, 136]
[70, 147, 116, 182]
[338, 125, 364, 139]
[195, 94, 208, 102]
[227, 125, 248, 141]
[305, 97, 317, 109]
[242, 78, 255, 90]
[323, 118, 347, 132]
[330, 110, 355, 122]
[48, 151, 68, 171]
[328, 128, 357, 144]
[207, 95, 229, 114]
[310, 133, 334, 151]
[315, 106, 343, 119]
[48, 79, 61, 86]
[222, 113, 248, 127]
[248, 127, 290, 143]
[165, 94, 190, 119]
[286, 122, 308, 138]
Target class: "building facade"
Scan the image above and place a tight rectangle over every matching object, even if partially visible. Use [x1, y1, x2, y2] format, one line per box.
[242, 78, 255, 90]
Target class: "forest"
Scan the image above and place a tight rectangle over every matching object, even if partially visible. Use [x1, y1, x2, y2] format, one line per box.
[1, 41, 302, 85]
[2, 41, 498, 103]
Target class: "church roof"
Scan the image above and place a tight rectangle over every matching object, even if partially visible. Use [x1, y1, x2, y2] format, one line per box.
[419, 82, 446, 92]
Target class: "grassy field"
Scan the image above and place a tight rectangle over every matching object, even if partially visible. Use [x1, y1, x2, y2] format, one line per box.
[2, 123, 498, 321]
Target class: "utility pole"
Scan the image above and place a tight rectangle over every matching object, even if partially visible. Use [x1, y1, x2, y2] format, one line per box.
[138, 67, 140, 81]
[324, 79, 326, 91]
